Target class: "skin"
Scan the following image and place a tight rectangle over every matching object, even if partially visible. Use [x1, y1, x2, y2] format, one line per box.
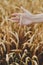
[10, 7, 43, 25]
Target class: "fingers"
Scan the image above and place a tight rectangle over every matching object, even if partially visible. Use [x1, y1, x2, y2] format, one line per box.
[10, 13, 23, 19]
[9, 13, 21, 23]
[11, 13, 23, 17]
[10, 16, 20, 23]
[8, 19, 19, 23]
[11, 16, 19, 20]
[9, 13, 25, 24]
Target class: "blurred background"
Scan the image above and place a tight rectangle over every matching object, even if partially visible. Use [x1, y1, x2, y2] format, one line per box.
[0, 0, 43, 65]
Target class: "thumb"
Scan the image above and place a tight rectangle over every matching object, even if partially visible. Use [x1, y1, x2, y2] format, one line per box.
[21, 6, 33, 16]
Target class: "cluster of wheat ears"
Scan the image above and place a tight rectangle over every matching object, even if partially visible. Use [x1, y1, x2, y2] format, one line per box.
[0, 0, 43, 65]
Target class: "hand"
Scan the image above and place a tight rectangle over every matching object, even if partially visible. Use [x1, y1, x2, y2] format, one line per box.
[9, 7, 43, 25]
[10, 7, 33, 25]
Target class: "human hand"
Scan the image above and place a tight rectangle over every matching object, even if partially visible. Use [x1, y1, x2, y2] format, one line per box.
[10, 7, 43, 25]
